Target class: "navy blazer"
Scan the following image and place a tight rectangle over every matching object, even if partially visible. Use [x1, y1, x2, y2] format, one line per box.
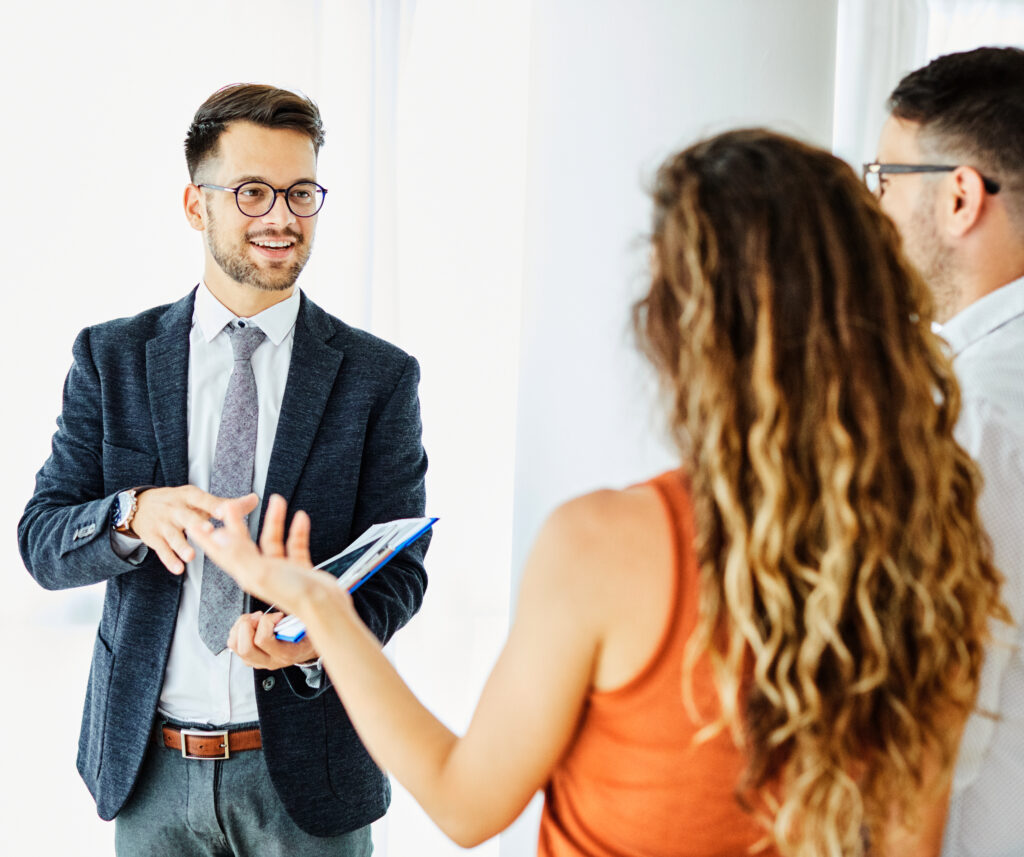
[18, 288, 429, 836]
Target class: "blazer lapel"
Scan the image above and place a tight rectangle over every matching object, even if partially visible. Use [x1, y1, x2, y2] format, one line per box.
[261, 294, 344, 523]
[146, 289, 195, 487]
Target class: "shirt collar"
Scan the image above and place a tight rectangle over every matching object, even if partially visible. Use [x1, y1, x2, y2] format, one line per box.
[939, 274, 1024, 356]
[192, 282, 301, 346]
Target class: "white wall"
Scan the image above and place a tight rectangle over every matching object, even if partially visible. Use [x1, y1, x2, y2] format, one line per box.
[511, 1, 839, 583]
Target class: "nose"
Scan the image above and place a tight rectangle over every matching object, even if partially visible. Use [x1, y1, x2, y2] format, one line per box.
[260, 190, 296, 227]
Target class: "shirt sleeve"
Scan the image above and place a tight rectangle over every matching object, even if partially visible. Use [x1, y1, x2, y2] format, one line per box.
[110, 526, 149, 564]
[296, 657, 325, 690]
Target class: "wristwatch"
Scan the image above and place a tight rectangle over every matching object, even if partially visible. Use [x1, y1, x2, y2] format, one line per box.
[112, 487, 152, 538]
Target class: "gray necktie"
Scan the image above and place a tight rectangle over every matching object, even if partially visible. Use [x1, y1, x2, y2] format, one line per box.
[198, 322, 266, 654]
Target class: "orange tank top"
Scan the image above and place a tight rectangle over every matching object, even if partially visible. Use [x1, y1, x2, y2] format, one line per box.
[536, 471, 778, 857]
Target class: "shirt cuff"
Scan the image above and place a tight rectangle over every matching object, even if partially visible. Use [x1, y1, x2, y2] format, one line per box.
[297, 657, 325, 689]
[110, 527, 148, 564]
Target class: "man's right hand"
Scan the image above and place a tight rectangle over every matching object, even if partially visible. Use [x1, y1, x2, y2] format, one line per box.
[131, 486, 259, 574]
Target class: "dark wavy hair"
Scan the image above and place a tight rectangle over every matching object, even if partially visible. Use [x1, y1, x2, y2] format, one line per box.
[634, 128, 1005, 856]
[184, 83, 325, 180]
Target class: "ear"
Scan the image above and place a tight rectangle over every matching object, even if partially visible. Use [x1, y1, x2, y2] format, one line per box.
[944, 166, 987, 238]
[184, 183, 206, 232]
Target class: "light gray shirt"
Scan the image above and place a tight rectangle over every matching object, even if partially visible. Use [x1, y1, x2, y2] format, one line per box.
[940, 275, 1024, 857]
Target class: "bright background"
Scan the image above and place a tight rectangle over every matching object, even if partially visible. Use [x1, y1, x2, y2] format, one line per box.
[3, 2, 1024, 856]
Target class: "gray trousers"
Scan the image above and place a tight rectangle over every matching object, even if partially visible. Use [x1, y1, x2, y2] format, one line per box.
[115, 722, 373, 857]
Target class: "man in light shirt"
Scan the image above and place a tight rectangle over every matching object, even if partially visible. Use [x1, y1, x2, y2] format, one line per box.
[19, 84, 429, 856]
[869, 47, 1024, 857]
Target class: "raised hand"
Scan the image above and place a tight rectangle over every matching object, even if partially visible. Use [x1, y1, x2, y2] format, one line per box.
[188, 493, 342, 621]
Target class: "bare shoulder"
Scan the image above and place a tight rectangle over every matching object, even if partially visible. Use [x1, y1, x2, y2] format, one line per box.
[521, 482, 676, 673]
[541, 483, 669, 561]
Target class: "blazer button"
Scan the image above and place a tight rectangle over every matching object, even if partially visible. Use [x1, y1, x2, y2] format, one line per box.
[262, 676, 275, 692]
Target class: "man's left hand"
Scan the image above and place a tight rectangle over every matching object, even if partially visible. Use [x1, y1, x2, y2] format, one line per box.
[228, 610, 319, 669]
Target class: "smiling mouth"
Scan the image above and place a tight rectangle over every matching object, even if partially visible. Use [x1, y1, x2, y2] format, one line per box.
[250, 239, 295, 250]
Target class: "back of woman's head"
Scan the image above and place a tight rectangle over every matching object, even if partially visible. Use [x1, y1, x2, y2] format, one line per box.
[634, 128, 1003, 856]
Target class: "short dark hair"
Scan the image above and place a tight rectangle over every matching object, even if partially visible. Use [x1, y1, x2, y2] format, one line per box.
[184, 83, 326, 180]
[888, 47, 1024, 207]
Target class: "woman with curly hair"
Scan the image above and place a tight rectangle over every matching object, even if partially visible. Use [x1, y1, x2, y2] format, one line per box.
[191, 129, 1004, 857]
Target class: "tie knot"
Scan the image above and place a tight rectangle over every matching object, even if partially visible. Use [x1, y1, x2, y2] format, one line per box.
[227, 322, 266, 362]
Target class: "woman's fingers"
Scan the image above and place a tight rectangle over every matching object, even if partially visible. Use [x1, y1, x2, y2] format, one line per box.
[188, 495, 321, 612]
[286, 509, 313, 567]
[260, 494, 288, 558]
[218, 497, 254, 536]
[188, 511, 251, 571]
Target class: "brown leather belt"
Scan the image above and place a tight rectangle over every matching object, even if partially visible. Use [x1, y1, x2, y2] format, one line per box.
[161, 725, 262, 760]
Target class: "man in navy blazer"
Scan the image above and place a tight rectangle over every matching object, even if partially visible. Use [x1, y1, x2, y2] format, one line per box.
[19, 85, 428, 856]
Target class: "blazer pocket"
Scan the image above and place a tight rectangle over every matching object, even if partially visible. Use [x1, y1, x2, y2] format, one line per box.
[82, 631, 115, 780]
[102, 441, 158, 497]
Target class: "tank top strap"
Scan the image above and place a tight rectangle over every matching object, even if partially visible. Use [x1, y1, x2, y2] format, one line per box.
[647, 469, 702, 659]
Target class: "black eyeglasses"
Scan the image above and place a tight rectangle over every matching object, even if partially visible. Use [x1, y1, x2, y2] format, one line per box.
[197, 180, 328, 217]
[862, 163, 1000, 197]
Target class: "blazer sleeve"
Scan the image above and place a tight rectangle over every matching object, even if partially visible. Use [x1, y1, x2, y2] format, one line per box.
[281, 353, 430, 699]
[348, 353, 430, 640]
[18, 327, 152, 590]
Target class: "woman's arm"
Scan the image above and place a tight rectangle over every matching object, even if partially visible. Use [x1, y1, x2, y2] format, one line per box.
[876, 777, 953, 857]
[193, 493, 612, 847]
[875, 715, 963, 857]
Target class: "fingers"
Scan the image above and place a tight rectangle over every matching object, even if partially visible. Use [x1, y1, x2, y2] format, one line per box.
[259, 494, 288, 558]
[253, 612, 318, 667]
[253, 610, 284, 649]
[189, 518, 254, 570]
[286, 510, 313, 567]
[184, 486, 258, 519]
[165, 529, 196, 565]
[174, 489, 318, 616]
[229, 611, 309, 670]
[212, 497, 257, 537]
[176, 507, 216, 537]
[132, 486, 223, 575]
[151, 540, 187, 575]
[188, 523, 281, 607]
[229, 612, 265, 666]
[230, 492, 260, 518]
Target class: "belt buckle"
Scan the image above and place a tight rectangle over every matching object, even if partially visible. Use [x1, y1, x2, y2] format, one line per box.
[180, 728, 230, 760]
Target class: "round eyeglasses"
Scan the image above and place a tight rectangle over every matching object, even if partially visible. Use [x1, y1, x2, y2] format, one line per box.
[197, 180, 328, 218]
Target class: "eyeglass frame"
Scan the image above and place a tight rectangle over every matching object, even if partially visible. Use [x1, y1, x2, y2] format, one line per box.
[862, 162, 1000, 196]
[196, 180, 329, 218]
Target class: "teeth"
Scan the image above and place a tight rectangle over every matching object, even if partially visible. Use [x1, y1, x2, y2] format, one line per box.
[253, 240, 292, 248]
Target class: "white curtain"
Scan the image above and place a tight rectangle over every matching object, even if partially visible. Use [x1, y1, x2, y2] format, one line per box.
[927, 0, 1024, 55]
[376, 2, 533, 855]
[832, 0, 930, 167]
[833, 0, 1024, 168]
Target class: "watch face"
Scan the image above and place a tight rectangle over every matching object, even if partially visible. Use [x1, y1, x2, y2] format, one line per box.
[114, 491, 134, 527]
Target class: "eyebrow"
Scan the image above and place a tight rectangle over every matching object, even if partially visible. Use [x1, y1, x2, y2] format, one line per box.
[227, 174, 318, 185]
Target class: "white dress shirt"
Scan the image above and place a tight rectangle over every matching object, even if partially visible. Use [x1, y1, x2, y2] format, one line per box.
[114, 283, 303, 725]
[939, 276, 1024, 857]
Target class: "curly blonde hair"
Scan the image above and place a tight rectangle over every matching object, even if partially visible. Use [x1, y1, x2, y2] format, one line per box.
[634, 129, 1005, 856]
